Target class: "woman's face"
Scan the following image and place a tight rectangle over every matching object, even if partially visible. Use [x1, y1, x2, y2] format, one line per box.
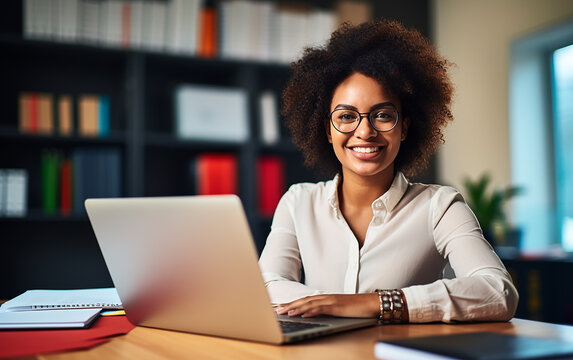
[327, 72, 408, 180]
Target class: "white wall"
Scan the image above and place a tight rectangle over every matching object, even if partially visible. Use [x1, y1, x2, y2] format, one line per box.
[432, 0, 573, 192]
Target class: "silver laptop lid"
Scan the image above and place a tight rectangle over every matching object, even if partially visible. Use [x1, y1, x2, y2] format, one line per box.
[85, 195, 284, 344]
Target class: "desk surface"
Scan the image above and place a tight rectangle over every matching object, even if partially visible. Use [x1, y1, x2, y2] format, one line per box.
[40, 318, 573, 360]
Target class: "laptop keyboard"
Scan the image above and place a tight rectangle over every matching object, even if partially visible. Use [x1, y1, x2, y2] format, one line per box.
[279, 320, 329, 334]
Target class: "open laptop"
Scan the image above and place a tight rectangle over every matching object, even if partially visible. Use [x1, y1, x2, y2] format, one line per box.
[85, 195, 377, 344]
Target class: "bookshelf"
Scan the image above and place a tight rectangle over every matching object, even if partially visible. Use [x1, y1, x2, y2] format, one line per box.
[0, 0, 431, 299]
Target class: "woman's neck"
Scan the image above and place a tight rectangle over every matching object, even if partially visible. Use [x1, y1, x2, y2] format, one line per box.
[338, 169, 395, 209]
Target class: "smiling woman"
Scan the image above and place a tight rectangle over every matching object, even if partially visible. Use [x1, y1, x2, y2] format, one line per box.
[258, 20, 519, 324]
[326, 73, 407, 189]
[282, 21, 454, 180]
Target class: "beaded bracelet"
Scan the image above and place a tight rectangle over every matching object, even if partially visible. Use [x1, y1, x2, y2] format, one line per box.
[375, 289, 405, 324]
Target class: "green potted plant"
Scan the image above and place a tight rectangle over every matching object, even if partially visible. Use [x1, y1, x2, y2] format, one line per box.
[462, 173, 523, 247]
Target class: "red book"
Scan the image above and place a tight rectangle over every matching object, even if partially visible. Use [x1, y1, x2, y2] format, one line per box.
[60, 158, 73, 216]
[195, 153, 238, 195]
[120, 2, 131, 48]
[257, 156, 285, 217]
[197, 6, 217, 58]
[29, 92, 39, 134]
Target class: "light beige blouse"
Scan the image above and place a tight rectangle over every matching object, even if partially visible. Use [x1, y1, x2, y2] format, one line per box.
[258, 172, 519, 323]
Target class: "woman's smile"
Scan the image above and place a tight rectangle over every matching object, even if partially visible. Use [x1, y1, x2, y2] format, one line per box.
[349, 146, 381, 154]
[347, 144, 385, 160]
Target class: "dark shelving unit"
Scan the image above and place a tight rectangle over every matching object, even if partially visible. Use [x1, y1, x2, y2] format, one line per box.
[0, 0, 432, 299]
[0, 29, 325, 300]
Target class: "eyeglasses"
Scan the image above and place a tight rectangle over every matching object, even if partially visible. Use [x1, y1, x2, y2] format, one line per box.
[329, 105, 399, 133]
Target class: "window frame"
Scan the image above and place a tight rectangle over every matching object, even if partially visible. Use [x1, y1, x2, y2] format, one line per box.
[509, 18, 573, 254]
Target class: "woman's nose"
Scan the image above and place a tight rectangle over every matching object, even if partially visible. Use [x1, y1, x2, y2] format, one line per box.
[354, 114, 378, 139]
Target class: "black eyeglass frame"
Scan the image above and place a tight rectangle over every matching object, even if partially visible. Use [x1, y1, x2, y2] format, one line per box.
[329, 104, 400, 134]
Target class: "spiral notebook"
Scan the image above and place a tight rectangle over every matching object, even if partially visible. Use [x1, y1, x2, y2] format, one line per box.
[0, 288, 122, 329]
[0, 309, 102, 329]
[0, 288, 122, 312]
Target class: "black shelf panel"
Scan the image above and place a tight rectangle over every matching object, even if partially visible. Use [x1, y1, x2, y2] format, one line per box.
[0, 35, 291, 75]
[144, 133, 244, 151]
[0, 127, 128, 146]
[0, 37, 129, 82]
[0, 34, 125, 55]
[258, 139, 299, 154]
[0, 212, 88, 223]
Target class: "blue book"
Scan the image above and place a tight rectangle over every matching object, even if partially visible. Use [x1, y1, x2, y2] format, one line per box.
[105, 148, 122, 198]
[98, 95, 110, 138]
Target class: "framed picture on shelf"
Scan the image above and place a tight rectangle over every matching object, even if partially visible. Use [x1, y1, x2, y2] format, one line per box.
[174, 84, 249, 143]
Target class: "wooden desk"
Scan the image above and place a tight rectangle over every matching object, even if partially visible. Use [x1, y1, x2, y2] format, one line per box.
[40, 318, 573, 360]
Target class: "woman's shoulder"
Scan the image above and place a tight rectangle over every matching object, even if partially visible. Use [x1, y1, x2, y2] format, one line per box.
[285, 178, 337, 199]
[402, 180, 468, 226]
[272, 178, 337, 223]
[282, 177, 337, 207]
[405, 179, 465, 205]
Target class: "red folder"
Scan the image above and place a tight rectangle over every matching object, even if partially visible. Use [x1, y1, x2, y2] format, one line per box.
[29, 93, 39, 134]
[60, 158, 73, 216]
[195, 153, 238, 195]
[257, 156, 285, 217]
[198, 6, 217, 58]
[0, 315, 135, 359]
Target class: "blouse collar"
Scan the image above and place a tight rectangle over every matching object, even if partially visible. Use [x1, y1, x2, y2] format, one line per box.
[327, 172, 409, 216]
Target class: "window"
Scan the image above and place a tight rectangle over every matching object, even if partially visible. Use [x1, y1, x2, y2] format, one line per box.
[509, 20, 573, 254]
[552, 44, 573, 251]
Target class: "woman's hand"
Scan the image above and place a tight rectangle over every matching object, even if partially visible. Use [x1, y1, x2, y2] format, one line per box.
[275, 293, 380, 318]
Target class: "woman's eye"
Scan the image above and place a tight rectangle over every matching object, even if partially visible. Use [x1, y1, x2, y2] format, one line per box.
[374, 112, 390, 118]
[338, 113, 357, 121]
[373, 110, 395, 121]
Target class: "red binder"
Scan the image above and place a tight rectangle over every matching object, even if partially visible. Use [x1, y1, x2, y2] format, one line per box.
[195, 153, 238, 195]
[0, 316, 135, 359]
[198, 5, 217, 58]
[257, 156, 285, 217]
[60, 158, 73, 216]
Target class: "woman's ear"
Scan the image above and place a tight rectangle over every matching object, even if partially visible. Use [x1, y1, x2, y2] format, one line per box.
[325, 119, 333, 143]
[401, 117, 411, 141]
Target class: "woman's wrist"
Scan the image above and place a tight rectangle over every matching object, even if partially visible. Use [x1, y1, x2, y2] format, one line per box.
[374, 289, 409, 324]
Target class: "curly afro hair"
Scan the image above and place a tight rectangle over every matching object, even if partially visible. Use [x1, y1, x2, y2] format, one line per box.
[282, 20, 454, 179]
